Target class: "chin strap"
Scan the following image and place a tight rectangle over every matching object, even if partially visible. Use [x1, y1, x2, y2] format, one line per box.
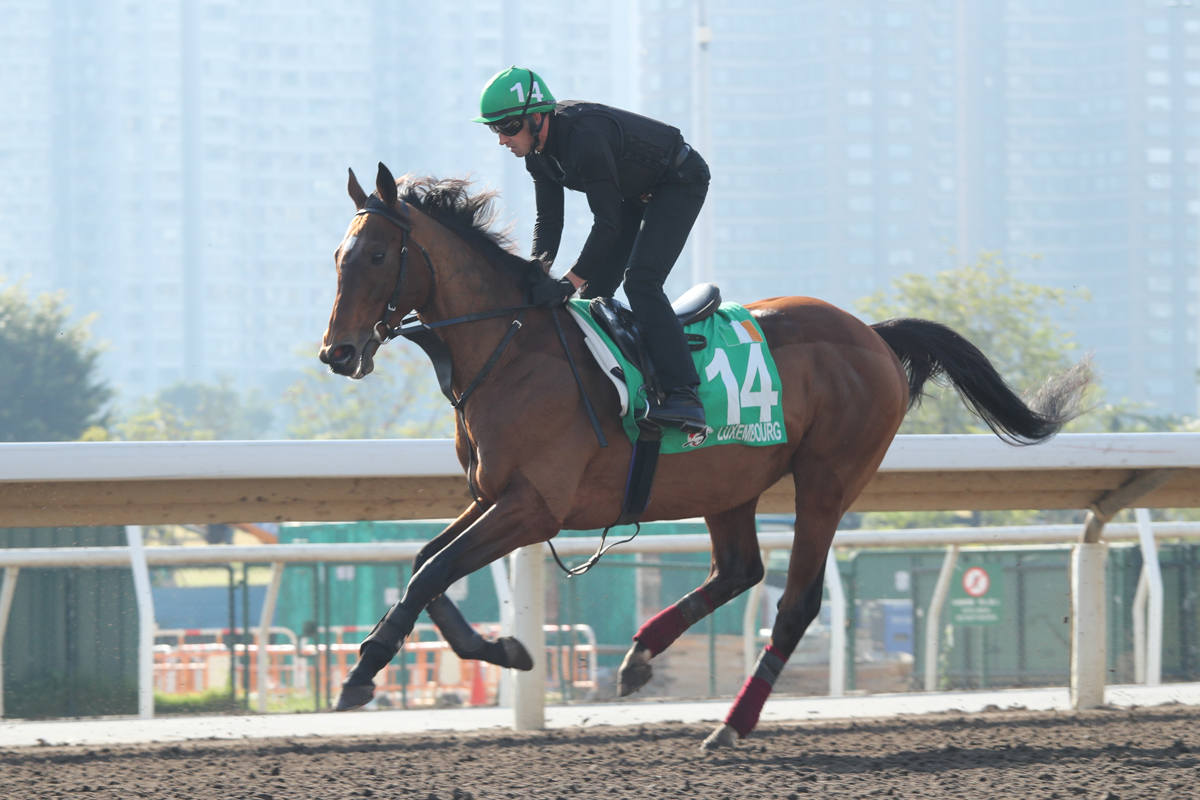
[529, 112, 546, 153]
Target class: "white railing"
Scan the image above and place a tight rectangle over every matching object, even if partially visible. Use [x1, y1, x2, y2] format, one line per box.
[1, 517, 1197, 723]
[2, 433, 1198, 526]
[2, 432, 1198, 726]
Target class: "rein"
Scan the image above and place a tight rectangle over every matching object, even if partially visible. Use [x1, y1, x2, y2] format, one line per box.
[354, 194, 607, 434]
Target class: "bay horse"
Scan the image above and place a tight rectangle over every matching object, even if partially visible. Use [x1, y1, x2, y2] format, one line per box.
[319, 163, 1088, 749]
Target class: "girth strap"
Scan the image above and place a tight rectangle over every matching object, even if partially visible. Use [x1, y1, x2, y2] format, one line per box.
[548, 418, 661, 578]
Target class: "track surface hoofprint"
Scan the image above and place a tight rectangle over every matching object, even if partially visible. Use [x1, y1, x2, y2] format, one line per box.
[2, 706, 1198, 798]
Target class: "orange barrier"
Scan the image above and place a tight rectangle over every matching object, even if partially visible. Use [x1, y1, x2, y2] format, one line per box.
[152, 622, 599, 708]
[544, 623, 599, 698]
[154, 627, 306, 699]
[315, 624, 504, 707]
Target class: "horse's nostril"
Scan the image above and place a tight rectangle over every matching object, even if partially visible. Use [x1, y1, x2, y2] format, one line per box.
[329, 344, 356, 366]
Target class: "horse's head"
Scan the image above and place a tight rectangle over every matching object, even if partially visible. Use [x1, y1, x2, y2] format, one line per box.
[320, 163, 422, 378]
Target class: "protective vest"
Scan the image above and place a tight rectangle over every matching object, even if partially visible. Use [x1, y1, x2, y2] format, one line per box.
[532, 101, 685, 200]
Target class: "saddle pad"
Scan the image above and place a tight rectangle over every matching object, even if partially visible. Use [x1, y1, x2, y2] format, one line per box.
[567, 306, 629, 416]
[567, 299, 787, 454]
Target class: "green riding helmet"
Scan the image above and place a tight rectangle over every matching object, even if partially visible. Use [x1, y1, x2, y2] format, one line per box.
[472, 66, 557, 123]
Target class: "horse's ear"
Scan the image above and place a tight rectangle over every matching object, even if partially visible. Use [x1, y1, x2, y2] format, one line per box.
[376, 162, 398, 206]
[347, 168, 367, 210]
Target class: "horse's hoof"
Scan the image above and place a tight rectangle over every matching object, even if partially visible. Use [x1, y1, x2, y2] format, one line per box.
[334, 682, 375, 711]
[700, 723, 740, 751]
[501, 636, 534, 671]
[617, 643, 653, 697]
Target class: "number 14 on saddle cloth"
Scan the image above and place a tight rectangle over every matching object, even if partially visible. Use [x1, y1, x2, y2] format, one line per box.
[567, 299, 787, 454]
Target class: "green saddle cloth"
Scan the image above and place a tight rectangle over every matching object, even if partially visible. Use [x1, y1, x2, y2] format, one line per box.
[568, 300, 787, 455]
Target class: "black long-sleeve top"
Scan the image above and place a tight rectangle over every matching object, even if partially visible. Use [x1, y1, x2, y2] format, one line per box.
[526, 114, 626, 281]
[526, 104, 682, 281]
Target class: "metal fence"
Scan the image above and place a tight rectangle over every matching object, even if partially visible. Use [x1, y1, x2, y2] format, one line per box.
[3, 516, 1198, 724]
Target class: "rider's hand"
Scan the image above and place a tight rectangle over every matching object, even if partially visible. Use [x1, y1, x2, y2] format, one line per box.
[529, 276, 576, 308]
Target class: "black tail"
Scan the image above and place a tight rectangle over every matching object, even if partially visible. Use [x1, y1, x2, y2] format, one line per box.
[871, 317, 1092, 445]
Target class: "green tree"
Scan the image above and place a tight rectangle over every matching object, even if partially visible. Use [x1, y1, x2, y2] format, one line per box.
[853, 256, 1092, 529]
[1073, 402, 1198, 434]
[0, 283, 112, 441]
[283, 343, 453, 439]
[856, 254, 1085, 436]
[115, 379, 274, 441]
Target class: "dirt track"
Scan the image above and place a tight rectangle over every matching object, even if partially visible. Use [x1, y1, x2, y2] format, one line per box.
[3, 705, 1200, 799]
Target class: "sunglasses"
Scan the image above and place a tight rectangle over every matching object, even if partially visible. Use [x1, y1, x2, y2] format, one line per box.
[488, 116, 526, 136]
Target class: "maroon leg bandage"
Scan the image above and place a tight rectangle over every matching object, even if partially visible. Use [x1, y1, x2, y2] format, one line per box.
[725, 644, 787, 737]
[633, 587, 715, 657]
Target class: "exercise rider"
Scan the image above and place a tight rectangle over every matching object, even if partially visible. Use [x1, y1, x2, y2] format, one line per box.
[475, 66, 711, 433]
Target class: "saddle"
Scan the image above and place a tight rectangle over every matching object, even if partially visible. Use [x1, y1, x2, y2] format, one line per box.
[585, 283, 722, 529]
[588, 282, 722, 402]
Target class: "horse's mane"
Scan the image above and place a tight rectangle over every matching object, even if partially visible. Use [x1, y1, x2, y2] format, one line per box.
[396, 176, 535, 278]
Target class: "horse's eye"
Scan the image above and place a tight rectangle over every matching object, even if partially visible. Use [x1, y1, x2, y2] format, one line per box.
[371, 252, 385, 265]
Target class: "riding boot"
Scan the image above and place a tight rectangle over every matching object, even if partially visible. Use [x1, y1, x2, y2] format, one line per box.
[646, 384, 706, 433]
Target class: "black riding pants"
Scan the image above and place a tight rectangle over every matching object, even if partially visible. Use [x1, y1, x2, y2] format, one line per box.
[581, 149, 710, 392]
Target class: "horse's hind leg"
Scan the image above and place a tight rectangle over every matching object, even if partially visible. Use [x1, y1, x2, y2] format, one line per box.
[703, 458, 843, 750]
[617, 497, 764, 696]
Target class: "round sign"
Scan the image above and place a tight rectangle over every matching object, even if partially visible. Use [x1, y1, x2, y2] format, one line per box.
[962, 567, 990, 597]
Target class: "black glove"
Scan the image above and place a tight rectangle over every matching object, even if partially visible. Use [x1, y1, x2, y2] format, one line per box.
[528, 276, 576, 308]
[521, 258, 553, 287]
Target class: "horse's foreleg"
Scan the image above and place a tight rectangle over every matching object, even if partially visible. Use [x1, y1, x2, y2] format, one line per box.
[335, 470, 560, 710]
[703, 460, 843, 750]
[413, 504, 533, 671]
[426, 595, 533, 671]
[617, 498, 763, 696]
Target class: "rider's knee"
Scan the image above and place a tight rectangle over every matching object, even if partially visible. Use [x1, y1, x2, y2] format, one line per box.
[622, 274, 669, 303]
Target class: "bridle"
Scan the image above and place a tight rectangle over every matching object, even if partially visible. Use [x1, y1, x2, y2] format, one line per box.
[353, 192, 537, 411]
[355, 194, 435, 346]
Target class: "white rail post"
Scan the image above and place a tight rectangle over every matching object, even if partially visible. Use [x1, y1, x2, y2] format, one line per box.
[256, 562, 284, 713]
[1134, 509, 1163, 685]
[0, 566, 19, 719]
[1070, 533, 1108, 709]
[490, 557, 515, 708]
[924, 545, 959, 692]
[126, 525, 156, 719]
[1070, 471, 1175, 707]
[825, 548, 847, 697]
[1132, 568, 1149, 684]
[742, 549, 768, 678]
[512, 543, 545, 730]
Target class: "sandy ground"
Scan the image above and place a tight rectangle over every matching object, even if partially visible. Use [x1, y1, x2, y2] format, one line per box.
[3, 705, 1200, 799]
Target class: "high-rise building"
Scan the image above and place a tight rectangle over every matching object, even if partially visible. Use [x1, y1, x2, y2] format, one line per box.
[0, 0, 635, 406]
[5, 1, 1197, 417]
[642, 0, 1200, 415]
